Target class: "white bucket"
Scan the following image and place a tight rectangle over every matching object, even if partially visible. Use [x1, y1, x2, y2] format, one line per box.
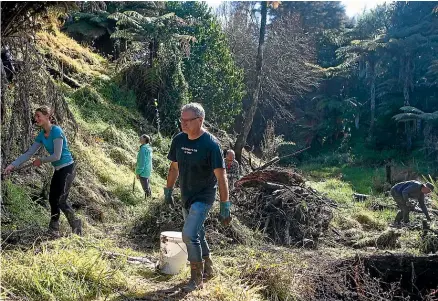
[158, 231, 187, 275]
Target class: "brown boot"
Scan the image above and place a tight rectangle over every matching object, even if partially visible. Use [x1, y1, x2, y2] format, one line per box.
[48, 220, 60, 238]
[183, 262, 204, 292]
[71, 219, 82, 236]
[65, 210, 82, 236]
[203, 256, 214, 280]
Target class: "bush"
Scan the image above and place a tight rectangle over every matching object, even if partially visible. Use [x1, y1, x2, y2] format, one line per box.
[152, 155, 169, 179]
[72, 85, 104, 106]
[95, 78, 137, 109]
[101, 125, 135, 152]
[278, 141, 299, 165]
[109, 147, 135, 166]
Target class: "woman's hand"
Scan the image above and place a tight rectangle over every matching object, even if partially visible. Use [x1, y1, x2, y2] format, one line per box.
[33, 158, 42, 167]
[4, 164, 15, 175]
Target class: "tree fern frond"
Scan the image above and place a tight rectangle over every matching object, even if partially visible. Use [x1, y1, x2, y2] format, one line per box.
[110, 29, 142, 41]
[399, 106, 425, 114]
[392, 112, 420, 122]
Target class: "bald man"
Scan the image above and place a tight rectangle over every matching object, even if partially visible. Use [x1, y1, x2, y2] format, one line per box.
[225, 150, 240, 189]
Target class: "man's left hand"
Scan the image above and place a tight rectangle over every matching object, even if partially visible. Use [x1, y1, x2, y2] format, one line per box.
[219, 201, 232, 226]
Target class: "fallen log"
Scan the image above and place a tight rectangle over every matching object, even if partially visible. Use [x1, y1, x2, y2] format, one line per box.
[353, 193, 369, 202]
[47, 66, 81, 88]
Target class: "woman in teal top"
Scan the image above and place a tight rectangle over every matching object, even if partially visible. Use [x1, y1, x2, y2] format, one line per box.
[4, 106, 82, 236]
[136, 134, 153, 198]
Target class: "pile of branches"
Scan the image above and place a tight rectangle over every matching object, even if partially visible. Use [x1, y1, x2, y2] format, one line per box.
[232, 168, 336, 247]
[129, 192, 256, 248]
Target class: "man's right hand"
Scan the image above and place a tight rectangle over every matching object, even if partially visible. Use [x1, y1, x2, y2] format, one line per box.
[219, 201, 232, 226]
[4, 164, 15, 175]
[163, 187, 175, 207]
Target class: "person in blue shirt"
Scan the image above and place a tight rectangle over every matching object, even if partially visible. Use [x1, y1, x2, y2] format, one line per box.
[136, 134, 152, 198]
[4, 106, 82, 236]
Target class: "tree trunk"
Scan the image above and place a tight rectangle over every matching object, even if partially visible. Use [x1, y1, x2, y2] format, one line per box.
[403, 55, 412, 151]
[234, 1, 267, 163]
[368, 59, 376, 141]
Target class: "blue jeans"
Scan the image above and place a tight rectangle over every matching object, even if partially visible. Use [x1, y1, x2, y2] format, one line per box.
[182, 201, 212, 262]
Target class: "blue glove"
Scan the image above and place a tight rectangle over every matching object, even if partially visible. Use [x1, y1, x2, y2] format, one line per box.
[219, 201, 232, 226]
[163, 187, 175, 207]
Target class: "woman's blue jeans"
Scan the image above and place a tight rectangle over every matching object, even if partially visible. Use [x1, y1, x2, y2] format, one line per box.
[182, 201, 212, 262]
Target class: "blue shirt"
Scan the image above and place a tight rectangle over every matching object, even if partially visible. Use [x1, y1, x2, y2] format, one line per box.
[35, 125, 73, 167]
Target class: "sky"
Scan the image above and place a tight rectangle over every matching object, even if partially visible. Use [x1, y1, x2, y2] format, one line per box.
[205, 0, 390, 17]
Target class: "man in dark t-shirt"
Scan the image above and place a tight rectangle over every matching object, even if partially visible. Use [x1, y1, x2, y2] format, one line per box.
[164, 103, 231, 292]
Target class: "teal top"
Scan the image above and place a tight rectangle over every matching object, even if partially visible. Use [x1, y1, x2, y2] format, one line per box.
[136, 143, 152, 178]
[35, 125, 73, 167]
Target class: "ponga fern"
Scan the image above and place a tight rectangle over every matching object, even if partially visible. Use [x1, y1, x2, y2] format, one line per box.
[393, 106, 438, 123]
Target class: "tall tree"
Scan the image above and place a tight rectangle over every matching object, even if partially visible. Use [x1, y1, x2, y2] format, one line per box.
[234, 1, 267, 162]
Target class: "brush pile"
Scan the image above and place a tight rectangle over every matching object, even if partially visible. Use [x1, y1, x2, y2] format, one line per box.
[232, 168, 336, 247]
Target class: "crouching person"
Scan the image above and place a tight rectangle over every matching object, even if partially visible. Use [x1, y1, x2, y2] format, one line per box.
[390, 180, 434, 226]
[164, 103, 231, 292]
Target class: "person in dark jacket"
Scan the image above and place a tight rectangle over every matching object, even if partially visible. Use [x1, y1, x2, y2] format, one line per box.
[390, 180, 434, 226]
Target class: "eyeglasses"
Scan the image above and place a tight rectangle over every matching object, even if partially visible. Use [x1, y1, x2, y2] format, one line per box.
[179, 117, 200, 123]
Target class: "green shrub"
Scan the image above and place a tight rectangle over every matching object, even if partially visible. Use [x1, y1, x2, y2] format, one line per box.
[277, 141, 299, 165]
[72, 85, 104, 106]
[101, 125, 135, 152]
[152, 155, 169, 179]
[109, 147, 134, 165]
[94, 78, 137, 109]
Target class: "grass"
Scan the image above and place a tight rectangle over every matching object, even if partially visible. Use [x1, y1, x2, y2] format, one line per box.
[307, 175, 393, 233]
[36, 16, 108, 80]
[1, 180, 48, 231]
[302, 164, 386, 194]
[1, 236, 134, 301]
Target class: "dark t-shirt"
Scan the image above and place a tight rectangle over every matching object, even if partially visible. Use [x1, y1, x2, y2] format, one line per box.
[168, 131, 225, 208]
[391, 180, 424, 202]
